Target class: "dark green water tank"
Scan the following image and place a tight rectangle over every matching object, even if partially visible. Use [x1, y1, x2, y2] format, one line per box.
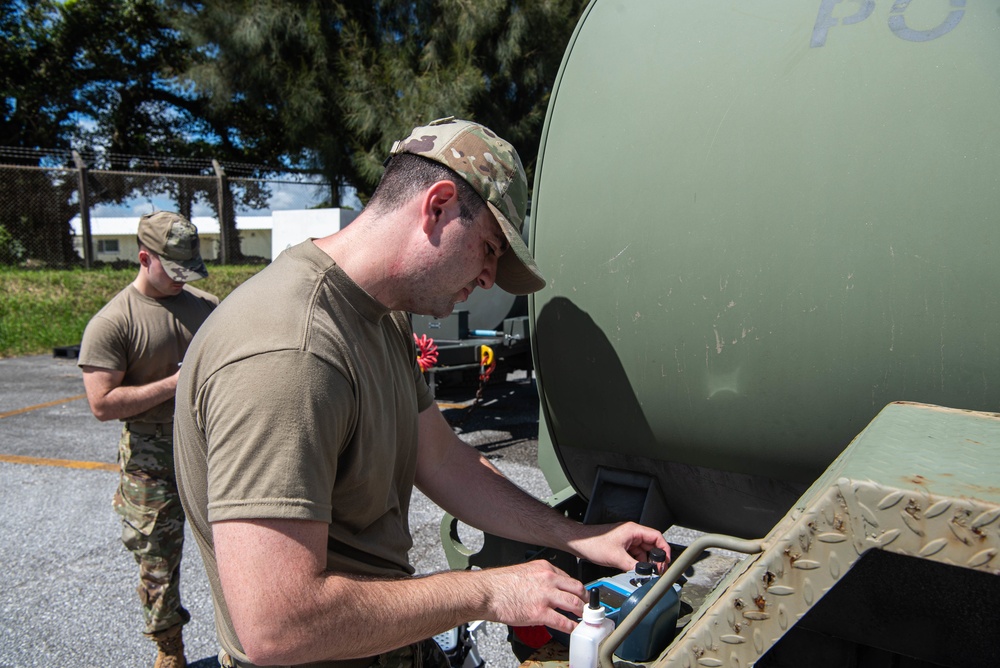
[529, 0, 999, 537]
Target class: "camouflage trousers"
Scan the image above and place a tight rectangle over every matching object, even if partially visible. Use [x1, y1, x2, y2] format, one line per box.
[114, 423, 190, 636]
[218, 637, 450, 668]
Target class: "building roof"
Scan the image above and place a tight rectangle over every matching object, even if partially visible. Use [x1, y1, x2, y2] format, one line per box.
[70, 214, 274, 236]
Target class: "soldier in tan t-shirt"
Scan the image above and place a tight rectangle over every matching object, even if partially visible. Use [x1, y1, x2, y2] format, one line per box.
[174, 119, 672, 668]
[79, 212, 218, 668]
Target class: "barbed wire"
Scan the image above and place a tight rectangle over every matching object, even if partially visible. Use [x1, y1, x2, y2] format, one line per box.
[0, 146, 322, 178]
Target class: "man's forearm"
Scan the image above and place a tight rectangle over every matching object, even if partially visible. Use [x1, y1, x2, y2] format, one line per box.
[215, 519, 585, 666]
[237, 569, 478, 664]
[414, 409, 670, 573]
[91, 376, 177, 421]
[421, 441, 582, 552]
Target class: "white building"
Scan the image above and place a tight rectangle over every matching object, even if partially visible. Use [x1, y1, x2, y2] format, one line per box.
[71, 208, 360, 263]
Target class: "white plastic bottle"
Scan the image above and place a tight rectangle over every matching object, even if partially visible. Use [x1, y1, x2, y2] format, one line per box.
[569, 588, 615, 668]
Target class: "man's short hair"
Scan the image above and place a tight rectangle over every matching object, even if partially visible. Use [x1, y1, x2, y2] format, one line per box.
[369, 153, 486, 224]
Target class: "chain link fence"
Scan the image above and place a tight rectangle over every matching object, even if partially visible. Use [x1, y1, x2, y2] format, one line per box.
[0, 147, 335, 268]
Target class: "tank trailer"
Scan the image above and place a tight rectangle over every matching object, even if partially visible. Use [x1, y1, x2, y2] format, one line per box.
[443, 2, 999, 666]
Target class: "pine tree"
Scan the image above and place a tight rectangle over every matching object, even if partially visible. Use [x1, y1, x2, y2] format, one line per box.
[172, 0, 588, 201]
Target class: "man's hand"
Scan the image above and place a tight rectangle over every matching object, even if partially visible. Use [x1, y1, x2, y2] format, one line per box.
[477, 561, 587, 634]
[566, 521, 671, 574]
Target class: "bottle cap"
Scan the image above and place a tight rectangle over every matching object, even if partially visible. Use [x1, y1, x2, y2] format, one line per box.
[635, 561, 654, 576]
[649, 547, 667, 564]
[582, 588, 607, 623]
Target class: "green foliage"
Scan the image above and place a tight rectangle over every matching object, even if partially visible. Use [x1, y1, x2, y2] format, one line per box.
[171, 0, 589, 201]
[340, 0, 589, 197]
[0, 0, 286, 170]
[0, 224, 26, 265]
[1, 0, 74, 150]
[0, 265, 265, 358]
[1, 0, 290, 263]
[174, 1, 354, 199]
[3, 0, 588, 225]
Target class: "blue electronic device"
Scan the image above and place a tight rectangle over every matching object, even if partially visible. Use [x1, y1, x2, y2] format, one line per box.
[585, 569, 649, 622]
[551, 560, 682, 662]
[615, 578, 682, 662]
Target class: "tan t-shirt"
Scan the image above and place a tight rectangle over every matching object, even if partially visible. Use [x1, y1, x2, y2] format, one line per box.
[174, 239, 435, 667]
[78, 283, 219, 424]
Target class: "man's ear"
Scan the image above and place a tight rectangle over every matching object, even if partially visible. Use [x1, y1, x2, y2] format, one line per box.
[138, 249, 151, 268]
[420, 180, 460, 236]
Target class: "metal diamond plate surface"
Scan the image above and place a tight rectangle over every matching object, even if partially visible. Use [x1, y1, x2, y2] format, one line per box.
[651, 403, 1000, 667]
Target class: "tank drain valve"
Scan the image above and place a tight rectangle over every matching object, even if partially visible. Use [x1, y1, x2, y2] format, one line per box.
[472, 329, 523, 343]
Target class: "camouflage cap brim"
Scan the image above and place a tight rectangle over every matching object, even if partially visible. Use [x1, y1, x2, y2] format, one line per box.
[160, 256, 208, 282]
[489, 202, 545, 295]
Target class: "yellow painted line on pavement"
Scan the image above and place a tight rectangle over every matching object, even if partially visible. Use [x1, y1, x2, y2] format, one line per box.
[0, 453, 116, 472]
[0, 396, 458, 469]
[0, 395, 112, 471]
[0, 393, 87, 420]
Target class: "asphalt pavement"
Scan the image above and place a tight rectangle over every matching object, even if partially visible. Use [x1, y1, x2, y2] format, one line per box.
[0, 354, 550, 668]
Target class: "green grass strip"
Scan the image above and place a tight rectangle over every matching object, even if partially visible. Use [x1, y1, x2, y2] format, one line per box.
[0, 265, 265, 358]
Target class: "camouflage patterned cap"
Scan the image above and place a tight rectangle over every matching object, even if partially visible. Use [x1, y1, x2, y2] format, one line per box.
[389, 117, 545, 295]
[137, 211, 208, 282]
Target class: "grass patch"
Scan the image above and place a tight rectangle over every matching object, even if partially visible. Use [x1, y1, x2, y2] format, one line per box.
[0, 264, 266, 358]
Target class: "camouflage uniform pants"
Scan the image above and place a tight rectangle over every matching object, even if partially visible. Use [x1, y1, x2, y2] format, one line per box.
[218, 637, 450, 668]
[115, 423, 190, 636]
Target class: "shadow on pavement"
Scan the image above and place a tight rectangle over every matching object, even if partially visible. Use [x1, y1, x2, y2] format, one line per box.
[190, 656, 220, 668]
